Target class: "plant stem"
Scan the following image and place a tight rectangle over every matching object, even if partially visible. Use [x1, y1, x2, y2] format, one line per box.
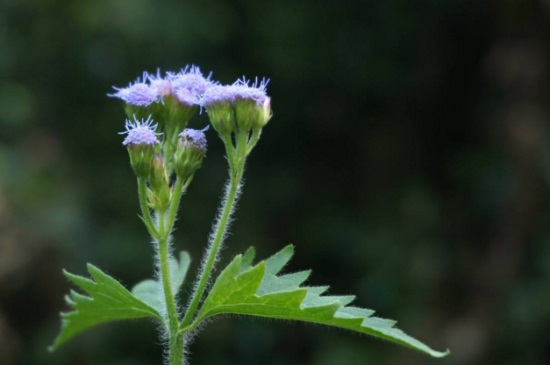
[180, 135, 247, 329]
[157, 212, 183, 364]
[158, 176, 196, 365]
[167, 177, 191, 230]
[246, 128, 262, 155]
[138, 178, 158, 238]
[158, 233, 179, 326]
[168, 333, 185, 365]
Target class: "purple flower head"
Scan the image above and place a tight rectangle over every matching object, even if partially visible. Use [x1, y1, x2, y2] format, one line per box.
[120, 115, 161, 146]
[200, 85, 237, 106]
[109, 74, 159, 106]
[229, 78, 269, 105]
[146, 70, 172, 98]
[169, 65, 214, 106]
[200, 77, 269, 107]
[179, 126, 209, 150]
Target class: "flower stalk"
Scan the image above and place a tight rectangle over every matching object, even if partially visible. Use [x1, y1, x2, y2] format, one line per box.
[181, 141, 246, 329]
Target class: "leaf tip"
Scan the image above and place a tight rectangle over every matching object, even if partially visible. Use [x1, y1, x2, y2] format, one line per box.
[86, 263, 98, 273]
[277, 244, 295, 258]
[243, 246, 256, 258]
[48, 336, 64, 353]
[179, 251, 191, 263]
[434, 348, 451, 358]
[241, 246, 256, 269]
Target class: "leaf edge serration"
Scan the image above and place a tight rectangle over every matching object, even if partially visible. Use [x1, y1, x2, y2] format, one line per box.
[194, 245, 450, 358]
[50, 264, 162, 352]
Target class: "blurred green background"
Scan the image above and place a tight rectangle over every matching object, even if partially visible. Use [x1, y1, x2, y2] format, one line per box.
[1, 0, 549, 364]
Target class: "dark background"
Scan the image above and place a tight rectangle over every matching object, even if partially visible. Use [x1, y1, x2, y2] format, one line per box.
[1, 0, 549, 364]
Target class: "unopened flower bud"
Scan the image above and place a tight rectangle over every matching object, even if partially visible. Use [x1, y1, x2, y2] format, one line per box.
[234, 97, 257, 132]
[254, 97, 272, 129]
[120, 116, 161, 178]
[150, 155, 168, 192]
[149, 155, 171, 210]
[174, 127, 208, 180]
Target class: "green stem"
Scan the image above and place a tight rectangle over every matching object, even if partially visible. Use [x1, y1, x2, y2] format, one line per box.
[158, 233, 179, 329]
[167, 176, 191, 229]
[157, 213, 183, 364]
[180, 139, 246, 328]
[221, 134, 236, 169]
[158, 176, 195, 365]
[137, 178, 158, 238]
[168, 333, 185, 365]
[246, 128, 262, 155]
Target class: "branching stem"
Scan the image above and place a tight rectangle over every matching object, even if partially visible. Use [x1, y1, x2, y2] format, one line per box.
[180, 132, 249, 329]
[155, 177, 191, 365]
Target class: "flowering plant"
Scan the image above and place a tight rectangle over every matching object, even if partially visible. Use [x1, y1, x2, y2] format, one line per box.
[50, 66, 449, 364]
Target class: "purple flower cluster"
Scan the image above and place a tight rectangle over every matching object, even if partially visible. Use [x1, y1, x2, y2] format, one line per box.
[111, 66, 270, 111]
[114, 67, 271, 147]
[120, 116, 161, 146]
[110, 66, 214, 107]
[200, 78, 269, 107]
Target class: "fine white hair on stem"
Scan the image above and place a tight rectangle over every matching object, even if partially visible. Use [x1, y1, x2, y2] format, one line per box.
[152, 211, 185, 365]
[152, 213, 169, 320]
[186, 173, 244, 311]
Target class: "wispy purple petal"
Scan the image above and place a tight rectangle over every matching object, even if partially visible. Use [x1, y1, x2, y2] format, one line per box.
[120, 115, 161, 146]
[200, 77, 269, 107]
[169, 65, 214, 105]
[109, 74, 160, 106]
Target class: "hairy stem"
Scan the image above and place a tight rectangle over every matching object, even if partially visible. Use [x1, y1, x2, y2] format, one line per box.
[158, 234, 179, 326]
[246, 128, 262, 156]
[168, 333, 185, 365]
[167, 177, 191, 231]
[180, 134, 247, 329]
[156, 177, 191, 365]
[157, 213, 183, 364]
[138, 178, 158, 238]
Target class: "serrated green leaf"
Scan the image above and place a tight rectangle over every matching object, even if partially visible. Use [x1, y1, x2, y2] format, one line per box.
[194, 245, 449, 358]
[50, 264, 162, 351]
[132, 251, 190, 317]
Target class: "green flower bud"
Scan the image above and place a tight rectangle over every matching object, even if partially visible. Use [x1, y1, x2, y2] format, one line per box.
[174, 128, 208, 180]
[150, 155, 166, 190]
[234, 97, 257, 132]
[148, 155, 171, 210]
[253, 97, 272, 129]
[120, 117, 161, 178]
[204, 99, 235, 136]
[128, 144, 156, 178]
